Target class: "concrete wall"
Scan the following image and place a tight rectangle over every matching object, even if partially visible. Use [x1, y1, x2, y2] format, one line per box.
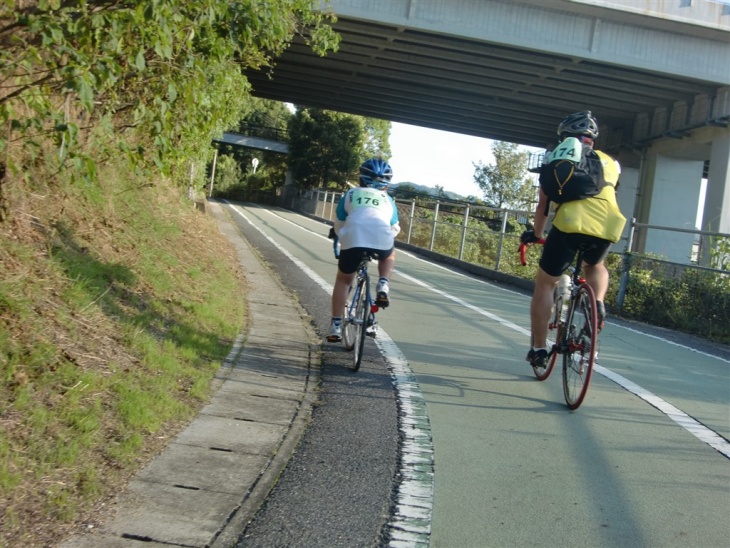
[329, 0, 730, 83]
[703, 132, 730, 233]
[616, 165, 639, 250]
[645, 155, 704, 262]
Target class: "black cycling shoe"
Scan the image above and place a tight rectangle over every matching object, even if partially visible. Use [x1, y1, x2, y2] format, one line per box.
[526, 348, 549, 368]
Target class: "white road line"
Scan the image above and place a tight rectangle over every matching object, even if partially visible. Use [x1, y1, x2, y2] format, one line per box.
[395, 270, 531, 336]
[396, 259, 730, 458]
[595, 365, 730, 458]
[227, 203, 435, 544]
[396, 245, 730, 363]
[244, 203, 730, 458]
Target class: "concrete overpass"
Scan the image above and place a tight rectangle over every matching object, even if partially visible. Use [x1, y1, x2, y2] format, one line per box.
[214, 132, 289, 154]
[245, 0, 730, 261]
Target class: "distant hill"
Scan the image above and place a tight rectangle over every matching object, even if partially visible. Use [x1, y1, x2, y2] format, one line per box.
[389, 181, 475, 202]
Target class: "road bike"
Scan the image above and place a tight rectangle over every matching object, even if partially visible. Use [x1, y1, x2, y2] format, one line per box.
[520, 240, 600, 409]
[333, 237, 379, 372]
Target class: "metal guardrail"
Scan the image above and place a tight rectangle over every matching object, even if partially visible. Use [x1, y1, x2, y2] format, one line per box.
[284, 188, 544, 272]
[285, 187, 730, 263]
[280, 187, 729, 341]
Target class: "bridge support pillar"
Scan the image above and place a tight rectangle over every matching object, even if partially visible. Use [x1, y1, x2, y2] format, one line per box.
[615, 165, 639, 251]
[702, 133, 730, 234]
[635, 153, 704, 262]
[697, 132, 730, 266]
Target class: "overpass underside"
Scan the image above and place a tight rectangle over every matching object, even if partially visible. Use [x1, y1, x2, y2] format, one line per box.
[249, 0, 729, 152]
[245, 0, 730, 258]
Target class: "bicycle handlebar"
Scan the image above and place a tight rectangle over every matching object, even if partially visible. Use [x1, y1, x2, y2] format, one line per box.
[518, 238, 546, 266]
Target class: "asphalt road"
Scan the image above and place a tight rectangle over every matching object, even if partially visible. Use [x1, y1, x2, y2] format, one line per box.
[225, 201, 730, 548]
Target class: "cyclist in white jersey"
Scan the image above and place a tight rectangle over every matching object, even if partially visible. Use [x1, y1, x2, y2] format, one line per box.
[327, 158, 400, 342]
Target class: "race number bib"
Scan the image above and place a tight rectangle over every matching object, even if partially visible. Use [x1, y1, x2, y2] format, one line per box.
[548, 137, 582, 164]
[349, 188, 385, 209]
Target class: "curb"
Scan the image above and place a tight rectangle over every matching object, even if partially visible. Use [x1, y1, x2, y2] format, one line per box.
[60, 200, 320, 548]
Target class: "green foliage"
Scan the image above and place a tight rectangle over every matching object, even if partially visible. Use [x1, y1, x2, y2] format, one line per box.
[218, 98, 291, 197]
[402, 194, 730, 342]
[619, 254, 729, 342]
[287, 107, 363, 188]
[473, 141, 536, 210]
[236, 97, 292, 133]
[362, 117, 391, 159]
[212, 153, 244, 195]
[1, 0, 339, 190]
[391, 183, 419, 200]
[0, 153, 247, 543]
[396, 201, 528, 274]
[709, 235, 730, 271]
[287, 107, 391, 189]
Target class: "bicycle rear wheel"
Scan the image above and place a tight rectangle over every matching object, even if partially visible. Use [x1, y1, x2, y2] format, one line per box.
[342, 285, 356, 351]
[352, 276, 369, 371]
[562, 283, 598, 409]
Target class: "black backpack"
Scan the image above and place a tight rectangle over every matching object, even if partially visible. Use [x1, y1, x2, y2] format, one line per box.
[539, 137, 606, 204]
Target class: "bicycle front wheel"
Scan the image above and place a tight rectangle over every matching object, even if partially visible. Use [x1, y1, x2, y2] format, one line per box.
[352, 276, 369, 371]
[562, 283, 598, 409]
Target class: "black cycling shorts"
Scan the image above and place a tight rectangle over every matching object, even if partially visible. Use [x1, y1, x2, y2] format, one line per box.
[539, 226, 611, 277]
[338, 246, 393, 275]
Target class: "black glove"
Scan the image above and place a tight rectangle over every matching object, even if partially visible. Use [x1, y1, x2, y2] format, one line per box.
[520, 230, 540, 245]
[328, 227, 336, 240]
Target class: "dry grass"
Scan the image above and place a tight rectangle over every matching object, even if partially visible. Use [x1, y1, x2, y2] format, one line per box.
[0, 153, 248, 546]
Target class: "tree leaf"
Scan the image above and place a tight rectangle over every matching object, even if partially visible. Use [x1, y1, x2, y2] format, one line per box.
[135, 51, 146, 71]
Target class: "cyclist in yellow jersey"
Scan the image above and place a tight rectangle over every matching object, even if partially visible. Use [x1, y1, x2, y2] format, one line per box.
[520, 111, 625, 369]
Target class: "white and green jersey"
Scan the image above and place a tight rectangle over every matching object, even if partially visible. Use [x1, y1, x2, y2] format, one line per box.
[335, 186, 400, 250]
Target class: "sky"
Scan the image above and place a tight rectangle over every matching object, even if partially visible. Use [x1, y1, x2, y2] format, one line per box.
[388, 122, 543, 199]
[389, 122, 708, 227]
[282, 104, 537, 199]
[388, 122, 494, 198]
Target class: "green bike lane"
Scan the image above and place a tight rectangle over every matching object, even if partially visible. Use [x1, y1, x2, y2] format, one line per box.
[233, 202, 729, 547]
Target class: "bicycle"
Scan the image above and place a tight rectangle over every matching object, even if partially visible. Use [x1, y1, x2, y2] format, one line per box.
[333, 236, 379, 372]
[520, 240, 600, 409]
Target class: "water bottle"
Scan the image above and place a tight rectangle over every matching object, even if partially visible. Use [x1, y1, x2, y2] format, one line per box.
[557, 274, 571, 323]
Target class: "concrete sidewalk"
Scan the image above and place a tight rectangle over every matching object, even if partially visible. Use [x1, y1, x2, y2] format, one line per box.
[61, 201, 319, 548]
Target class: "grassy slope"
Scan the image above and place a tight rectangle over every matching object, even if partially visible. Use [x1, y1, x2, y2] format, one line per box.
[0, 162, 248, 547]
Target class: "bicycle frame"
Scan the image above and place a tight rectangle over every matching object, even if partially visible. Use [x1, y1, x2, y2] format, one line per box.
[345, 254, 379, 371]
[332, 235, 379, 371]
[346, 257, 375, 327]
[519, 240, 599, 409]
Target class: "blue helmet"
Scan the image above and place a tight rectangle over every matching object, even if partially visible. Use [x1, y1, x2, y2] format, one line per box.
[359, 158, 393, 190]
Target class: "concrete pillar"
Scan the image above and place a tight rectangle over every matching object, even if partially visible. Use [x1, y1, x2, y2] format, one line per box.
[615, 165, 639, 250]
[643, 154, 704, 263]
[698, 133, 730, 266]
[632, 150, 656, 254]
[701, 133, 730, 234]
